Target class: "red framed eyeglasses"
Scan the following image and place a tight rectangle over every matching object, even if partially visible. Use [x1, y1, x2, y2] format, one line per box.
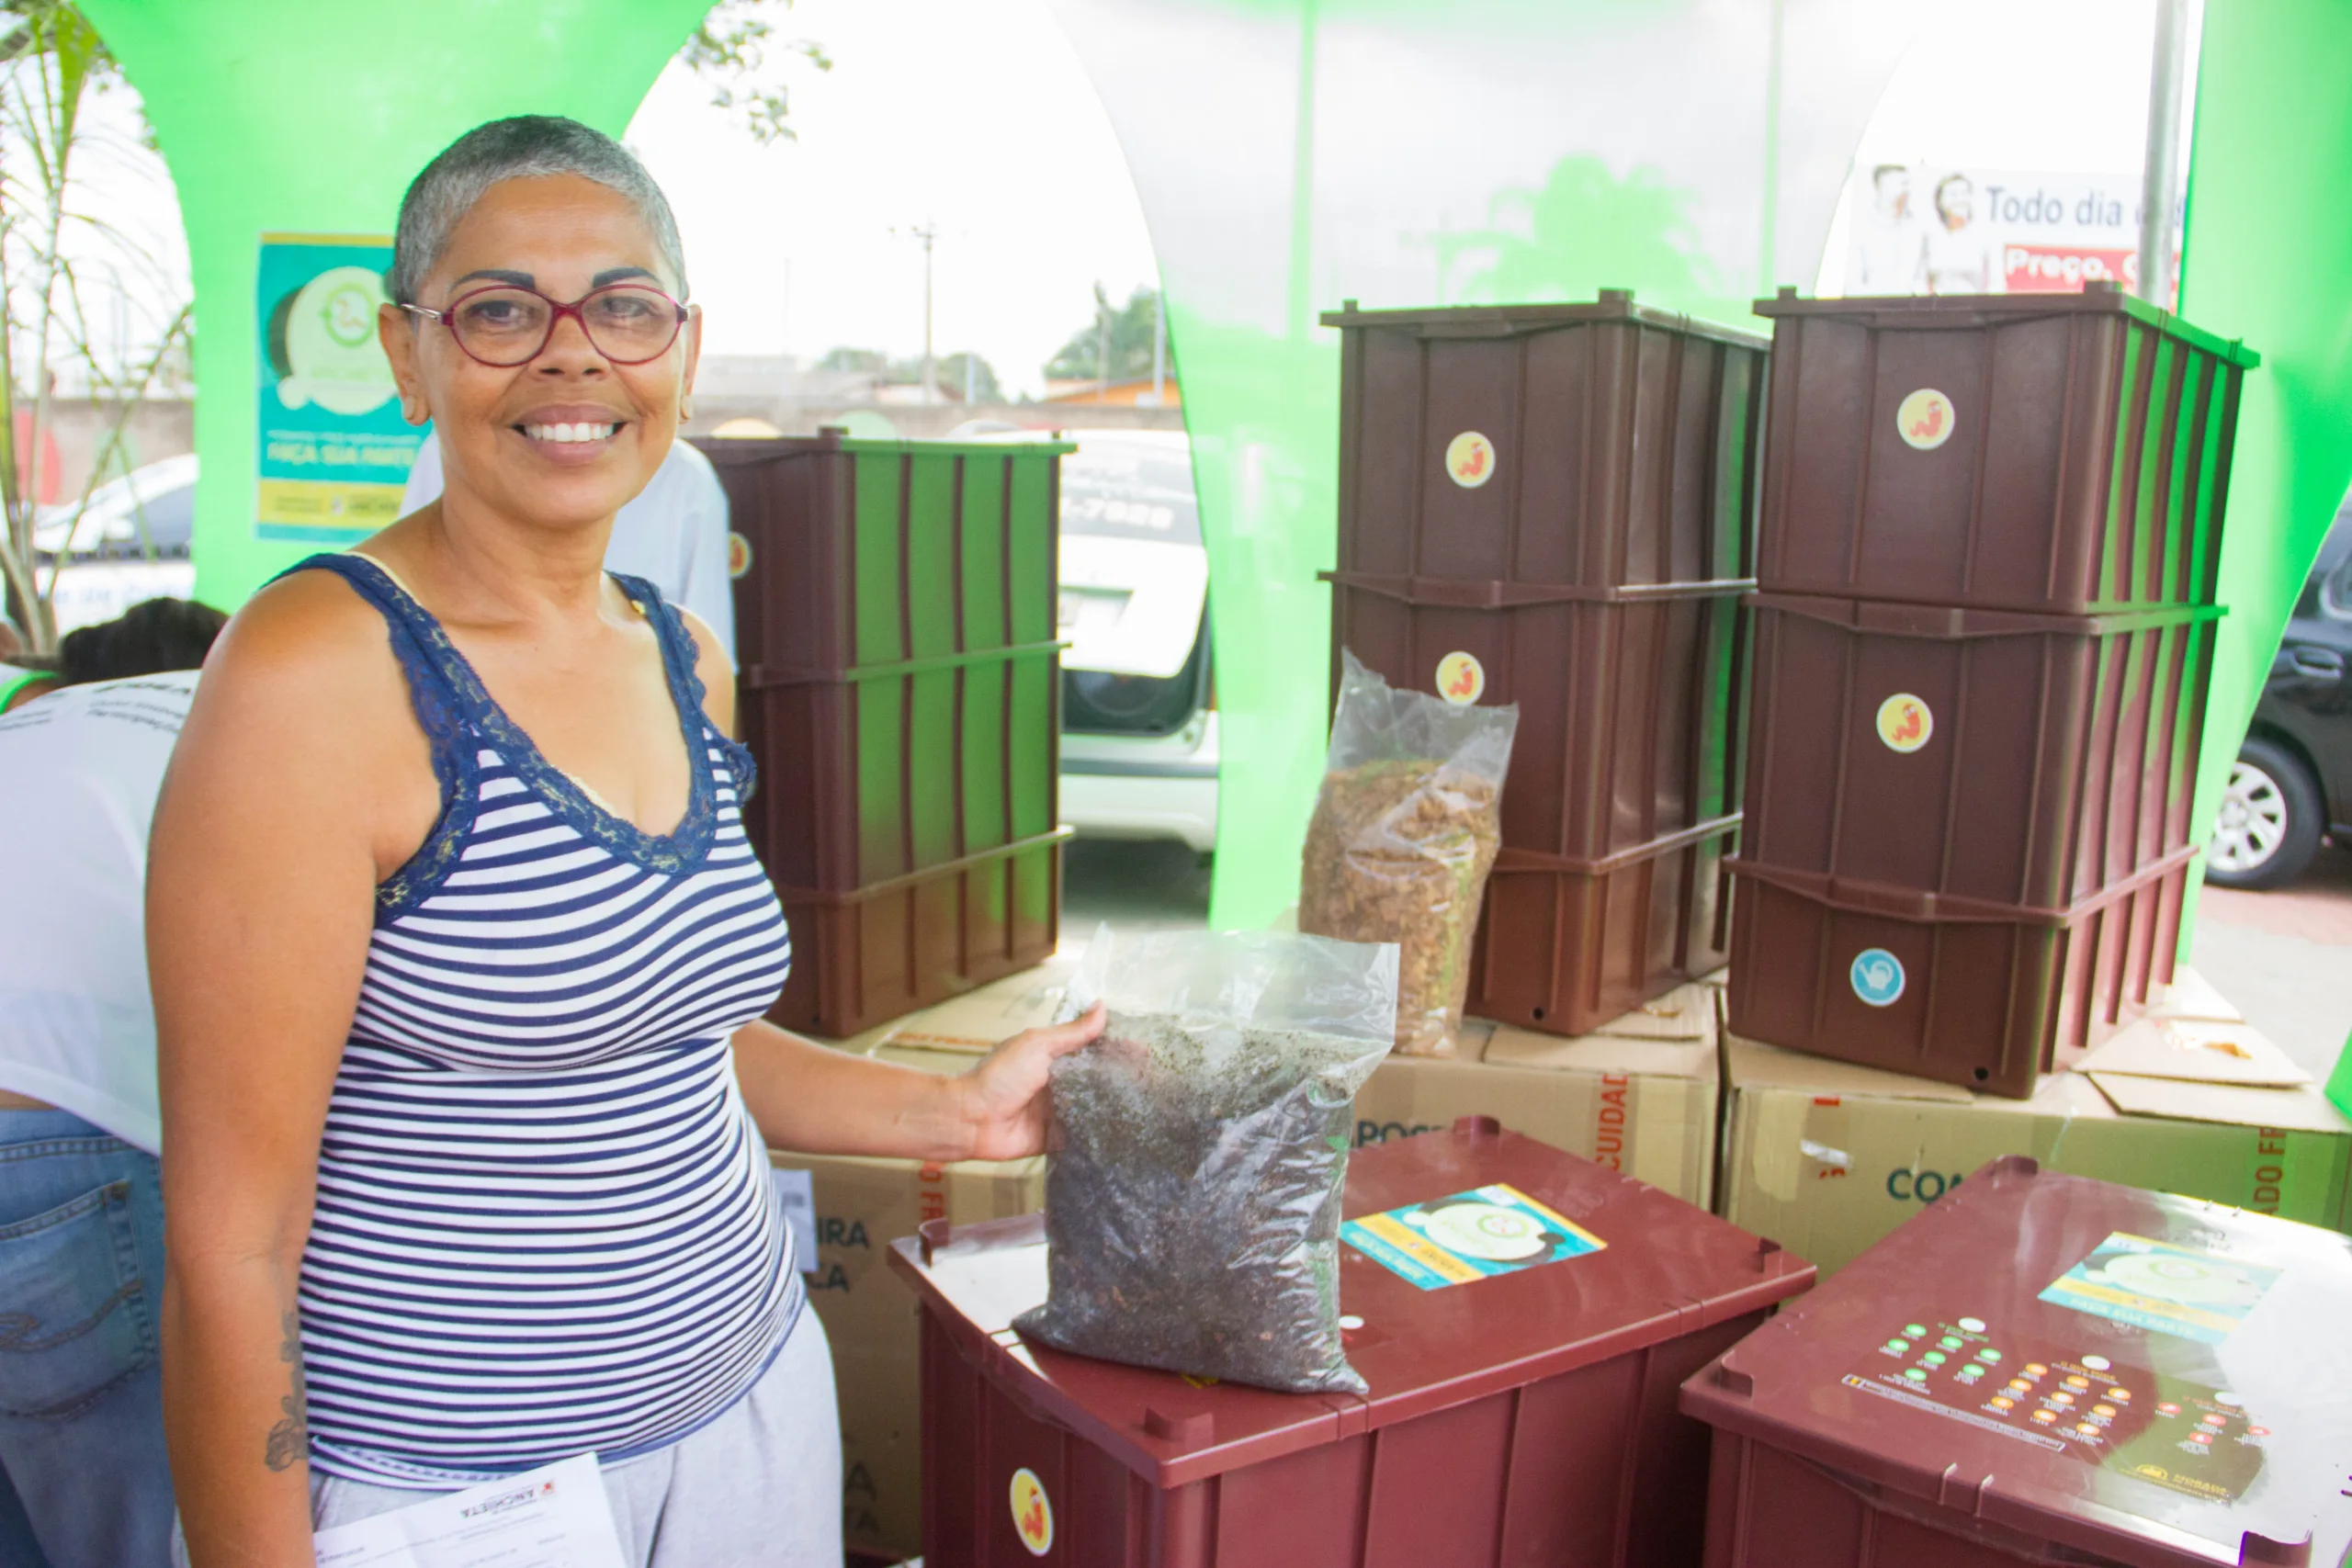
[401, 282, 689, 367]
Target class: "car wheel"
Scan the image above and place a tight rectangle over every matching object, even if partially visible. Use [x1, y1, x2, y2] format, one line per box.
[2206, 737, 2324, 891]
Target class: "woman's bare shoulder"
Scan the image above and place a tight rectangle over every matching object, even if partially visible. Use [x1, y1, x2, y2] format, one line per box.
[186, 566, 408, 742]
[156, 565, 430, 881]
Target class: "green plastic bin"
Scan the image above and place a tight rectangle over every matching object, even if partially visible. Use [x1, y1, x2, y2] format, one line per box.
[698, 431, 1073, 1037]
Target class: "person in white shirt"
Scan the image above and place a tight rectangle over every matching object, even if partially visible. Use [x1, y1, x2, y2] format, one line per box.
[1925, 173, 2008, 296]
[401, 430, 737, 660]
[1848, 164, 1926, 295]
[0, 671, 197, 1568]
[0, 660, 51, 712]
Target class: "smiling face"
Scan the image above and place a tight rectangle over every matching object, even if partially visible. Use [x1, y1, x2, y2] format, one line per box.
[1937, 178, 1974, 229]
[381, 172, 700, 538]
[1871, 169, 1908, 220]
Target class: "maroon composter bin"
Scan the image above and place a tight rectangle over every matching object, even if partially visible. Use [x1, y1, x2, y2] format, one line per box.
[890, 1118, 1814, 1568]
[1318, 294, 1768, 1036]
[1725, 854, 2189, 1098]
[696, 433, 1071, 1036]
[1681, 1156, 2352, 1568]
[1735, 593, 2220, 913]
[1753, 284, 2257, 615]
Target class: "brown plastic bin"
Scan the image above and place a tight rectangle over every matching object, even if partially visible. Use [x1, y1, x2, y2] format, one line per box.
[1321, 292, 1768, 594]
[1725, 850, 2191, 1098]
[1329, 587, 1748, 867]
[1468, 820, 1737, 1036]
[890, 1118, 1813, 1568]
[698, 433, 1074, 1036]
[1680, 1156, 2352, 1568]
[1754, 284, 2257, 615]
[1327, 582, 1747, 1035]
[1320, 294, 1765, 1037]
[1739, 592, 2220, 914]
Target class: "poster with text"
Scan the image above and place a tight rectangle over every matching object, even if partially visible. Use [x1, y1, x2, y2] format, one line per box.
[1839, 168, 2177, 298]
[254, 234, 421, 544]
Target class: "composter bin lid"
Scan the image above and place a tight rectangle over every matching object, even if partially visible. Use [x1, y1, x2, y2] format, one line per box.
[1679, 1157, 2352, 1568]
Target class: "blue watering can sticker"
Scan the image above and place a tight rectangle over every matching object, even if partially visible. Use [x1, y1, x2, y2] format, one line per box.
[1849, 948, 1906, 1008]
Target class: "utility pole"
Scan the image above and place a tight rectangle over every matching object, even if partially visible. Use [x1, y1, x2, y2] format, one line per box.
[2137, 0, 2190, 310]
[894, 221, 942, 403]
[1095, 286, 1111, 403]
[1150, 287, 1167, 406]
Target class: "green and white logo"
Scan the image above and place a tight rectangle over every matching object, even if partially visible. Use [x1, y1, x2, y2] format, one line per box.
[275, 265, 397, 416]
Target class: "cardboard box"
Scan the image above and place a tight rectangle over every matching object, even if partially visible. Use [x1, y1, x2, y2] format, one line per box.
[2132, 962, 2243, 1023]
[1718, 1014, 2352, 1278]
[1351, 984, 1722, 1208]
[806, 953, 1079, 1056]
[774, 1038, 1046, 1558]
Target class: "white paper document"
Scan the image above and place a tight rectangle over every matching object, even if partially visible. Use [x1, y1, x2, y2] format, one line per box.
[311, 1452, 628, 1568]
[772, 1166, 820, 1274]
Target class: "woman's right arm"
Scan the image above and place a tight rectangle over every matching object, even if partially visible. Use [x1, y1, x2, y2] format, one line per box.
[149, 576, 427, 1567]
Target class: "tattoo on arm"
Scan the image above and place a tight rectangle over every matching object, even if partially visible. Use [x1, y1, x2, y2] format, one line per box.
[264, 1309, 310, 1472]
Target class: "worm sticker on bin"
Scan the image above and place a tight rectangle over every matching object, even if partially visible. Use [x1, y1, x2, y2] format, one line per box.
[1875, 693, 1933, 753]
[1896, 388, 1955, 450]
[1445, 430, 1496, 488]
[1008, 1467, 1053, 1555]
[1435, 650, 1486, 705]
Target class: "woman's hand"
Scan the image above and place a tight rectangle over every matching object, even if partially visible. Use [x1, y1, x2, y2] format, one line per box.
[955, 1004, 1106, 1161]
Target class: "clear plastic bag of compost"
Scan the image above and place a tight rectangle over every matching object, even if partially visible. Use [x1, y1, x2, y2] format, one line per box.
[1298, 650, 1518, 1057]
[1012, 926, 1398, 1395]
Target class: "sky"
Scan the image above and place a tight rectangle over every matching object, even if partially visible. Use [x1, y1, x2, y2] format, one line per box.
[624, 0, 1164, 398]
[2, 65, 191, 389]
[17, 0, 2188, 400]
[1815, 0, 2197, 291]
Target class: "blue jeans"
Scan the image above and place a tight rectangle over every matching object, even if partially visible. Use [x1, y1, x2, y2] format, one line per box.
[0, 1110, 174, 1568]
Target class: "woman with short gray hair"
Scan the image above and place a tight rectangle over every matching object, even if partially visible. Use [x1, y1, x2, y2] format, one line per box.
[151, 115, 1102, 1566]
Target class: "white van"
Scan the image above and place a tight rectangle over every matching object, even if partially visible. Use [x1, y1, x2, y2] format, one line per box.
[1046, 430, 1217, 853]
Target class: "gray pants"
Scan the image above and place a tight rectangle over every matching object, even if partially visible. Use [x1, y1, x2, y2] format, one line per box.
[177, 1308, 842, 1567]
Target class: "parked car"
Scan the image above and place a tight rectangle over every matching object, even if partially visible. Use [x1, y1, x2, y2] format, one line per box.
[954, 426, 1217, 853]
[2206, 503, 2352, 889]
[34, 454, 199, 635]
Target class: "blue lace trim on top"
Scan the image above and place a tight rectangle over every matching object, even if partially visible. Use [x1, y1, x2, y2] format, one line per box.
[278, 553, 732, 919]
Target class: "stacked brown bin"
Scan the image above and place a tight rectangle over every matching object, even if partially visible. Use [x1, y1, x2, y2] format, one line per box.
[1727, 283, 2256, 1095]
[1320, 293, 1769, 1036]
[697, 431, 1072, 1037]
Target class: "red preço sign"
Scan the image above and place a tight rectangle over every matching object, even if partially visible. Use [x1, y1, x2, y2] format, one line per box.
[2004, 244, 2139, 294]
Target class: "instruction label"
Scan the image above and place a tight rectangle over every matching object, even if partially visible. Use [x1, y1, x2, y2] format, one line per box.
[2039, 1232, 2279, 1345]
[1341, 1182, 1602, 1290]
[1841, 1312, 2266, 1503]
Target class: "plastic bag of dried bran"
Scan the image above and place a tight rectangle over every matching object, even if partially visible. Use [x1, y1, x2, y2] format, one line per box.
[1297, 650, 1517, 1056]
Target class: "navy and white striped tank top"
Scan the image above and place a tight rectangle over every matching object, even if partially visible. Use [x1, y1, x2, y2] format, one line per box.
[289, 553, 801, 1486]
